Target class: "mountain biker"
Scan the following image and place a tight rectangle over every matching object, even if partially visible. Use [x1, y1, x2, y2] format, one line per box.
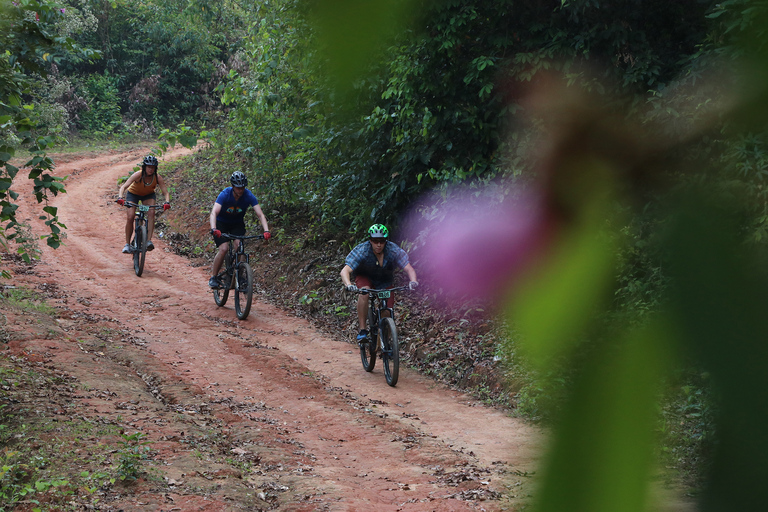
[208, 171, 271, 288]
[340, 224, 418, 343]
[117, 155, 170, 254]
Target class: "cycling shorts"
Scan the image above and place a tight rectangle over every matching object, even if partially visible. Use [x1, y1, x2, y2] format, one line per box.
[213, 221, 246, 247]
[126, 191, 156, 204]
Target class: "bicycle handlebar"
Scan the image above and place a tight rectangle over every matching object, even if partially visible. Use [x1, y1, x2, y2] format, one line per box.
[357, 286, 411, 295]
[219, 233, 266, 241]
[118, 200, 166, 209]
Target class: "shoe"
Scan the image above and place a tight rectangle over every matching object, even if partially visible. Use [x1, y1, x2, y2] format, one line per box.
[122, 244, 132, 254]
[146, 241, 155, 251]
[208, 276, 221, 289]
[356, 329, 369, 342]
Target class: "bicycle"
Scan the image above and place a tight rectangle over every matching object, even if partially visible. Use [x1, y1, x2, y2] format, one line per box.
[119, 201, 164, 277]
[212, 233, 265, 320]
[357, 285, 410, 387]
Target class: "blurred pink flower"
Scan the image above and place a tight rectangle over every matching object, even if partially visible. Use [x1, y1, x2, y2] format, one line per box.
[405, 187, 553, 303]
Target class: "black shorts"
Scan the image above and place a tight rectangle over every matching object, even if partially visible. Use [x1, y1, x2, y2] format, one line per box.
[213, 222, 246, 247]
[126, 191, 156, 203]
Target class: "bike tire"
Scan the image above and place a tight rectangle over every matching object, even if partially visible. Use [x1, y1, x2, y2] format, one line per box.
[234, 261, 254, 320]
[213, 272, 230, 307]
[380, 317, 399, 387]
[133, 224, 147, 277]
[360, 306, 377, 372]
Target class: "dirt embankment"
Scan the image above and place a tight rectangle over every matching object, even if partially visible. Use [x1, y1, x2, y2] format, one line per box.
[1, 147, 542, 511]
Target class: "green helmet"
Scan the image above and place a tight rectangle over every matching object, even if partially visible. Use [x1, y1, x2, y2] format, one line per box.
[368, 224, 389, 238]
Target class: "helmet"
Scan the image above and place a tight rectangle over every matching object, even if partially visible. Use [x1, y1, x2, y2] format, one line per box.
[368, 224, 389, 239]
[142, 155, 158, 167]
[230, 171, 248, 188]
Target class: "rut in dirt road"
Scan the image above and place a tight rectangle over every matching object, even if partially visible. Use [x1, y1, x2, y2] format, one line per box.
[13, 148, 543, 510]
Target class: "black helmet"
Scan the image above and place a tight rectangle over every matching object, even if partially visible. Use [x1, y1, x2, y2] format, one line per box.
[142, 155, 158, 167]
[230, 171, 248, 188]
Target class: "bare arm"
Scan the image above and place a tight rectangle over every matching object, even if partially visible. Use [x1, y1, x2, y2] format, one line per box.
[157, 174, 170, 203]
[210, 202, 222, 230]
[340, 265, 354, 287]
[118, 171, 141, 198]
[253, 204, 269, 233]
[403, 263, 417, 284]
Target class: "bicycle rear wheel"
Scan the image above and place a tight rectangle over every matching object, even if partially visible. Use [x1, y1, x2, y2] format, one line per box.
[133, 224, 147, 277]
[380, 317, 399, 387]
[360, 306, 377, 372]
[234, 262, 254, 320]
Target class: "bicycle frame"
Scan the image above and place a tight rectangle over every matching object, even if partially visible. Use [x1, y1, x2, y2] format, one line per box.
[362, 287, 404, 333]
[220, 233, 263, 276]
[125, 201, 163, 232]
[361, 286, 408, 324]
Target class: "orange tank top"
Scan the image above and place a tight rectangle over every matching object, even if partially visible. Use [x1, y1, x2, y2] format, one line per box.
[127, 173, 157, 196]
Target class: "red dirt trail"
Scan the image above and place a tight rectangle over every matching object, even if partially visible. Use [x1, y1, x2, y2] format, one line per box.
[7, 147, 544, 511]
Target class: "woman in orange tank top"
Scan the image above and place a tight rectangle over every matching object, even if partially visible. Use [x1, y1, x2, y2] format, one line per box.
[117, 155, 171, 254]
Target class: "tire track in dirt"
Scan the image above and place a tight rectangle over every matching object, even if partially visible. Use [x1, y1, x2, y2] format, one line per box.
[10, 147, 543, 510]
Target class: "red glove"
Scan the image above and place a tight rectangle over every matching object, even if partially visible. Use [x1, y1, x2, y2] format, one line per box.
[163, 202, 170, 210]
[263, 231, 271, 240]
[117, 198, 125, 205]
[211, 229, 221, 238]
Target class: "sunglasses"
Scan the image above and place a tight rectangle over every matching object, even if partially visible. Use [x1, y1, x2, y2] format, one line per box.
[370, 238, 387, 244]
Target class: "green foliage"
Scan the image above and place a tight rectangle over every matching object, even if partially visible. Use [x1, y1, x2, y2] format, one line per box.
[0, 0, 85, 272]
[156, 123, 206, 156]
[658, 371, 716, 485]
[60, 0, 243, 128]
[0, 450, 69, 512]
[213, 0, 715, 237]
[115, 431, 151, 482]
[75, 72, 122, 133]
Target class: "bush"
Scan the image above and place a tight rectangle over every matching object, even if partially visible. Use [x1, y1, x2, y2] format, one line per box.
[75, 73, 122, 134]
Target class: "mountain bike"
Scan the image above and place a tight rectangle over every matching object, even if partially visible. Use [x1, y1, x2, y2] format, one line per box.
[212, 233, 265, 320]
[357, 286, 410, 387]
[120, 201, 164, 277]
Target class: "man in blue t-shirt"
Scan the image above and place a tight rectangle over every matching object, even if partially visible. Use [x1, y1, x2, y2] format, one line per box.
[340, 223, 418, 342]
[208, 171, 271, 288]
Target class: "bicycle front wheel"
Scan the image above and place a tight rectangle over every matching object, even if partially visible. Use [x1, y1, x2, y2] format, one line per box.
[133, 224, 147, 277]
[360, 306, 377, 372]
[213, 272, 230, 307]
[380, 317, 399, 387]
[234, 262, 254, 320]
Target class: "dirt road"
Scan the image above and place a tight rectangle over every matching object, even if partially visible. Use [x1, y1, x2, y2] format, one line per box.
[4, 147, 542, 510]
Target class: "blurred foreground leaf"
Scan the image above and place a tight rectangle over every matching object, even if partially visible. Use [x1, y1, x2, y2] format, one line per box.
[534, 319, 676, 512]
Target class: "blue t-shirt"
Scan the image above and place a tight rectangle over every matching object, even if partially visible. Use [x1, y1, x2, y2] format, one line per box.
[215, 187, 259, 225]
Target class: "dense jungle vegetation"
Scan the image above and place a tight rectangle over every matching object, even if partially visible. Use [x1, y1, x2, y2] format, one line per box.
[6, 0, 768, 510]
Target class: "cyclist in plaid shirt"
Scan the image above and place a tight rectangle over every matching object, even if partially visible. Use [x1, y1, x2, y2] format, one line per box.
[340, 224, 418, 342]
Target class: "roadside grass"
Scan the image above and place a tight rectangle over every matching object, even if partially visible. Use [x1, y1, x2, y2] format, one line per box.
[0, 354, 138, 510]
[2, 287, 56, 316]
[656, 370, 716, 491]
[0, 290, 154, 511]
[10, 134, 153, 165]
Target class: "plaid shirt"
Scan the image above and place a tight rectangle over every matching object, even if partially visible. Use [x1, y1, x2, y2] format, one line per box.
[345, 241, 409, 287]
